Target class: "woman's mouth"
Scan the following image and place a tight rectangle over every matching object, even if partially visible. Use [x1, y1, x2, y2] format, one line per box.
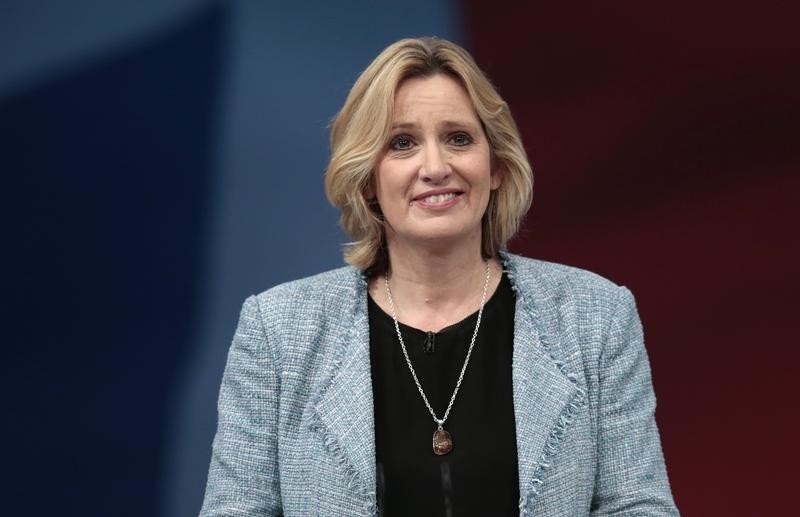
[421, 192, 457, 204]
[412, 191, 463, 208]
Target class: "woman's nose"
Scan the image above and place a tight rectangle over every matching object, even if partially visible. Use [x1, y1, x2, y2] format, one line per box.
[420, 143, 451, 183]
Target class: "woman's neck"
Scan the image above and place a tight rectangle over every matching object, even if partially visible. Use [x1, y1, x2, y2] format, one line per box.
[370, 236, 502, 331]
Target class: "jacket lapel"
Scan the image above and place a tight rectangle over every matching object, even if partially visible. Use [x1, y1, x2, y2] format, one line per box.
[310, 270, 376, 510]
[504, 253, 588, 510]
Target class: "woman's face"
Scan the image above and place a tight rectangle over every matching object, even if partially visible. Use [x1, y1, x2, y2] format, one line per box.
[372, 74, 501, 252]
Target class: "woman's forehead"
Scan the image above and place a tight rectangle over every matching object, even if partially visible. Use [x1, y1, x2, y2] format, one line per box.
[392, 75, 479, 127]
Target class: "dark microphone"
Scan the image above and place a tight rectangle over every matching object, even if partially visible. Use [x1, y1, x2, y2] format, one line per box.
[424, 331, 436, 353]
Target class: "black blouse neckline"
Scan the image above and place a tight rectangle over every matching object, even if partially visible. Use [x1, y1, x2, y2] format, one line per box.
[367, 273, 507, 337]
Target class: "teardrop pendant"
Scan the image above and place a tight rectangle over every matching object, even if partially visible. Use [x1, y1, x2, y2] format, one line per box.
[433, 428, 453, 455]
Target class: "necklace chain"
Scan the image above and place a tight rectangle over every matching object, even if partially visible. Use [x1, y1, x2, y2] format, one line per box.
[383, 261, 491, 429]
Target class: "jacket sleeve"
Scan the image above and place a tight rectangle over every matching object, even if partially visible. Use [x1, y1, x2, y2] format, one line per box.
[590, 287, 679, 516]
[200, 295, 283, 516]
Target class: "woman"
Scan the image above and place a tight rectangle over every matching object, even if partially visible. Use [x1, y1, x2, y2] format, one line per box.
[200, 37, 678, 516]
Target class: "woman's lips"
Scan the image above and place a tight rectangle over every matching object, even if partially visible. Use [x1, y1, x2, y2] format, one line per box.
[411, 191, 463, 209]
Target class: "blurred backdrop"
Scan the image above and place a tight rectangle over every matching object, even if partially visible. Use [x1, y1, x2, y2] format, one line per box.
[3, 1, 797, 515]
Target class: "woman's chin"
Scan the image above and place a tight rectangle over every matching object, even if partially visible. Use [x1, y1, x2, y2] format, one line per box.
[391, 227, 482, 250]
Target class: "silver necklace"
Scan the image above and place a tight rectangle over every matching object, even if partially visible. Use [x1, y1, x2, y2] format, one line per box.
[383, 261, 491, 455]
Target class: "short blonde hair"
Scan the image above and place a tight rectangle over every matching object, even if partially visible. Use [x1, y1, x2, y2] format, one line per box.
[325, 37, 533, 274]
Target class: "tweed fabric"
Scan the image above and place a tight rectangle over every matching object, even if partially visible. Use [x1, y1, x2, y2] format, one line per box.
[200, 252, 679, 516]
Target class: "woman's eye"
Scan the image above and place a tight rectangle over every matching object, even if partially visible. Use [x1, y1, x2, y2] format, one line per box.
[449, 132, 472, 146]
[390, 135, 414, 150]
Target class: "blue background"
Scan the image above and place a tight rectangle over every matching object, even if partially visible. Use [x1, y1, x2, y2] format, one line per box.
[2, 1, 458, 515]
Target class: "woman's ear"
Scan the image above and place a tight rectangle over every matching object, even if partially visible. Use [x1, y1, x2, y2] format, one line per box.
[364, 174, 376, 200]
[490, 164, 504, 190]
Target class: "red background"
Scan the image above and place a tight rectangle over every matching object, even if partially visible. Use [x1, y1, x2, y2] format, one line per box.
[466, 1, 799, 514]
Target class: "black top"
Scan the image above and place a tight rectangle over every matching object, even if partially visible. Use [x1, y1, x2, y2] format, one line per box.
[369, 273, 519, 515]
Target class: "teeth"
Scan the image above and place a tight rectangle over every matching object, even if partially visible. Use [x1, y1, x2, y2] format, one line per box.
[421, 192, 457, 204]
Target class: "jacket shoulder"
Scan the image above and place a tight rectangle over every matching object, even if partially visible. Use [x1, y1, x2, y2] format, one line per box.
[247, 265, 365, 353]
[503, 252, 633, 358]
[253, 265, 362, 311]
[503, 252, 624, 303]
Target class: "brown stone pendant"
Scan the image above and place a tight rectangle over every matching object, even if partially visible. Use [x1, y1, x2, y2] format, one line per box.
[433, 428, 453, 455]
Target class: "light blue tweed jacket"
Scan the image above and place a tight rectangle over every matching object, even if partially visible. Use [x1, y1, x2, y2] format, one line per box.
[200, 252, 679, 516]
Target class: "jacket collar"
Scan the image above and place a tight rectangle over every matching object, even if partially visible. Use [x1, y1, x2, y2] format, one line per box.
[309, 252, 586, 513]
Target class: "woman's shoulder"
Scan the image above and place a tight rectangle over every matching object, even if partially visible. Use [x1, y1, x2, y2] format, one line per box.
[250, 264, 365, 318]
[501, 253, 641, 382]
[501, 251, 637, 348]
[502, 251, 625, 302]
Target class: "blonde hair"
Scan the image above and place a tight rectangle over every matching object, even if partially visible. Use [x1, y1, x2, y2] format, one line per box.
[324, 37, 533, 274]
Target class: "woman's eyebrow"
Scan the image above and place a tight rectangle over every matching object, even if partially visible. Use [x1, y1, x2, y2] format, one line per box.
[438, 119, 477, 130]
[390, 120, 478, 131]
[390, 121, 417, 130]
